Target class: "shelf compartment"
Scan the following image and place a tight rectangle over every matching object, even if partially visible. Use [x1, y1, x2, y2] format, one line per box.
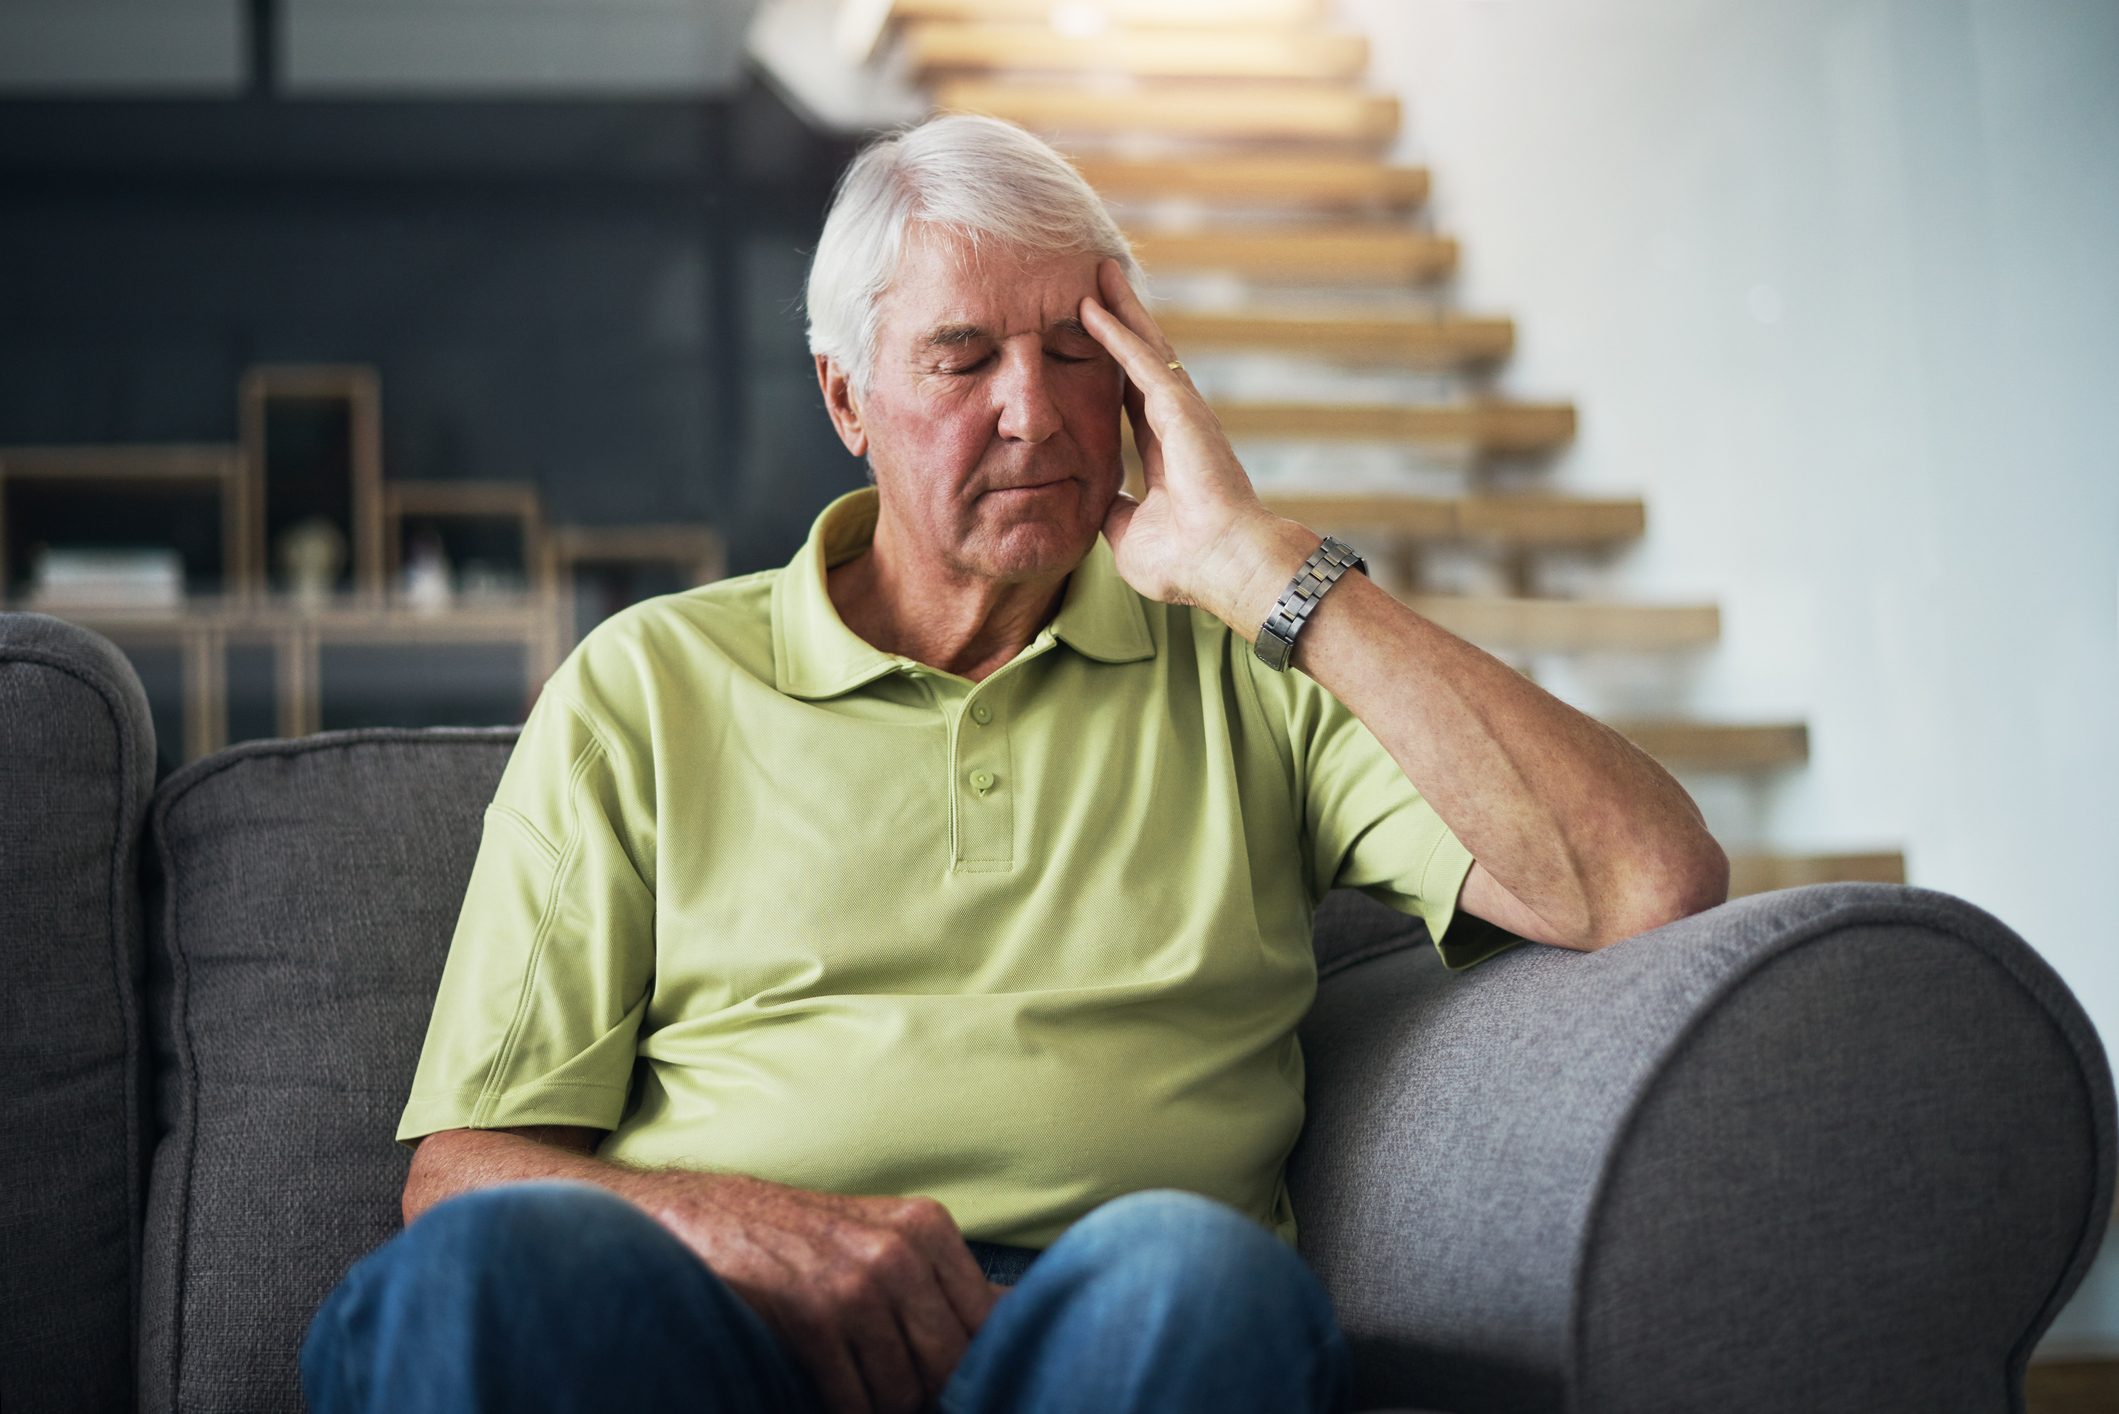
[239, 364, 385, 609]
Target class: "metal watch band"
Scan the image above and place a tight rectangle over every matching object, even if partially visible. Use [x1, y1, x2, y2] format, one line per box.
[1253, 535, 1368, 673]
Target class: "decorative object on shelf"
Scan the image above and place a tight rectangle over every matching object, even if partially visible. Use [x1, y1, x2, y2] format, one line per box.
[458, 558, 526, 603]
[382, 480, 545, 611]
[24, 544, 185, 610]
[276, 516, 348, 612]
[400, 527, 453, 614]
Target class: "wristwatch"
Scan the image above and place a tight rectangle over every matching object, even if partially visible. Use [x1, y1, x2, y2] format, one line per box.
[1253, 535, 1368, 673]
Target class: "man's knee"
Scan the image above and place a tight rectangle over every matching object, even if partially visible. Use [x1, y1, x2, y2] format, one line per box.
[361, 1179, 681, 1313]
[407, 1180, 651, 1259]
[1053, 1188, 1337, 1333]
[1066, 1188, 1281, 1265]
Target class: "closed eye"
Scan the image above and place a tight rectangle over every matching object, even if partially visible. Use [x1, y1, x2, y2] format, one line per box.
[942, 351, 1097, 375]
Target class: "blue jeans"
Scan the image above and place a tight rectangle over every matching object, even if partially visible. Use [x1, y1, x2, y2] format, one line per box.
[299, 1180, 1352, 1414]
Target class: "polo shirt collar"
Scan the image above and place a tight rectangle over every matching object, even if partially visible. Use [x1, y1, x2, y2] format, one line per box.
[773, 485, 1155, 700]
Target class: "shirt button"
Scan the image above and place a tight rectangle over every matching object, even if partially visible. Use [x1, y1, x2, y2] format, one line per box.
[971, 702, 992, 725]
[970, 768, 995, 793]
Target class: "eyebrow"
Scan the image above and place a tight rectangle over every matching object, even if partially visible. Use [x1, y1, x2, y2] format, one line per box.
[914, 316, 1093, 352]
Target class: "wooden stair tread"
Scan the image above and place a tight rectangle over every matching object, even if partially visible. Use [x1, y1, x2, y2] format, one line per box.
[1155, 309, 1511, 363]
[891, 0, 1327, 26]
[906, 23, 1367, 82]
[1396, 593, 1721, 652]
[1258, 490, 1641, 545]
[934, 80, 1400, 144]
[1604, 719, 1811, 770]
[1125, 226, 1456, 281]
[1727, 852, 1907, 897]
[1216, 399, 1576, 450]
[1071, 153, 1427, 207]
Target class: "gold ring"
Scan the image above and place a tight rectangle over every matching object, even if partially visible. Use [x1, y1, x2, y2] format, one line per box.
[1167, 358, 1185, 372]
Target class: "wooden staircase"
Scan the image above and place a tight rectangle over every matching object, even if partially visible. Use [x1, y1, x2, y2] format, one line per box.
[849, 0, 1905, 900]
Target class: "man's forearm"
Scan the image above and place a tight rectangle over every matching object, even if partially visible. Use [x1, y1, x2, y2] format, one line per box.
[1222, 517, 1729, 950]
[402, 1128, 718, 1230]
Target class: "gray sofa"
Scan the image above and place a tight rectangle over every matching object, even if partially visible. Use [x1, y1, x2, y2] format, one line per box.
[3, 605, 2112, 1414]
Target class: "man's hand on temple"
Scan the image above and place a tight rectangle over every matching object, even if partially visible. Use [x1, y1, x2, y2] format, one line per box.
[1077, 255, 1293, 629]
[639, 1170, 1004, 1414]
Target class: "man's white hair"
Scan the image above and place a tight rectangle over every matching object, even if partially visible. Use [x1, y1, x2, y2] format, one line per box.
[803, 112, 1146, 402]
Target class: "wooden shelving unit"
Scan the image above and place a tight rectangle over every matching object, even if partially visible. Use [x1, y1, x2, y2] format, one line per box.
[1, 363, 724, 768]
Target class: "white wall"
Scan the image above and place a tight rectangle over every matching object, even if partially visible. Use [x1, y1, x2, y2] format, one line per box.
[1338, 0, 2119, 1350]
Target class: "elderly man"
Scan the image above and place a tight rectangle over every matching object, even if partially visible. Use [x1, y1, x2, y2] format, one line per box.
[300, 114, 1726, 1414]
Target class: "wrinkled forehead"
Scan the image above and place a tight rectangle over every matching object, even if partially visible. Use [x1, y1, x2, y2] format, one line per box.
[880, 224, 1101, 346]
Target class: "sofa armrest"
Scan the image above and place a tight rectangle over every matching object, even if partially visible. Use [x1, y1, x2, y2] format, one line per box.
[1291, 881, 2115, 1414]
[0, 611, 159, 1414]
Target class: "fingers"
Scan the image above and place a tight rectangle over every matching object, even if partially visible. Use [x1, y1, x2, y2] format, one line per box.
[670, 1180, 990, 1414]
[841, 1285, 928, 1414]
[1081, 290, 1169, 395]
[867, 1245, 974, 1405]
[927, 1229, 1004, 1335]
[1095, 257, 1174, 363]
[1123, 381, 1162, 491]
[757, 1291, 874, 1414]
[860, 1200, 991, 1410]
[882, 1291, 966, 1409]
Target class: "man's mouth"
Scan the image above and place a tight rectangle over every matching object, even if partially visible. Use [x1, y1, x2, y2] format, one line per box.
[989, 478, 1070, 495]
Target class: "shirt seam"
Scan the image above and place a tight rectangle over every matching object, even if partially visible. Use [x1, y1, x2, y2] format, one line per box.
[415, 1079, 628, 1101]
[485, 803, 561, 867]
[472, 730, 608, 1126]
[549, 687, 658, 895]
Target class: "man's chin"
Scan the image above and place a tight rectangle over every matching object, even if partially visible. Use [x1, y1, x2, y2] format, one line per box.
[978, 512, 1098, 577]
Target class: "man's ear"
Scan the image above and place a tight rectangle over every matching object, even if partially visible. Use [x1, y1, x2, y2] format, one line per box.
[816, 354, 869, 458]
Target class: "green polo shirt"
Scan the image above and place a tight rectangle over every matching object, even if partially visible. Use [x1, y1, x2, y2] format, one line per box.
[396, 485, 1517, 1248]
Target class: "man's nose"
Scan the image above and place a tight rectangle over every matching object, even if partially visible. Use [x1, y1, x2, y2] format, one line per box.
[994, 345, 1062, 444]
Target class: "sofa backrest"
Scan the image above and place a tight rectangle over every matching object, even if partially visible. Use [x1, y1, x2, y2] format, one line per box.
[0, 612, 159, 1414]
[140, 725, 518, 1413]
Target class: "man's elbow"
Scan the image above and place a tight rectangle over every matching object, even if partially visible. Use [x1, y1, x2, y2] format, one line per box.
[1593, 844, 1732, 950]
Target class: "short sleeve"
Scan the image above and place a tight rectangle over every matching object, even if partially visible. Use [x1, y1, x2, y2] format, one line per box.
[1253, 652, 1522, 973]
[395, 673, 657, 1148]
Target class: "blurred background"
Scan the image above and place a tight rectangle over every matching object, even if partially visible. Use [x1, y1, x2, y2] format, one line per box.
[1, 0, 2114, 1385]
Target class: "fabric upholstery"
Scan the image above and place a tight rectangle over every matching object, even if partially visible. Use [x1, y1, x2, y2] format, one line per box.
[138, 728, 515, 1414]
[1289, 883, 2116, 1413]
[0, 611, 158, 1414]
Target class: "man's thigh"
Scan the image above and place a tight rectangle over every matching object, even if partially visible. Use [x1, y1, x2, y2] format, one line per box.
[301, 1180, 822, 1414]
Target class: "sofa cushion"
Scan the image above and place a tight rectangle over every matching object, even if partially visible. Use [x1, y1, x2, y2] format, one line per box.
[140, 727, 516, 1414]
[0, 612, 158, 1414]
